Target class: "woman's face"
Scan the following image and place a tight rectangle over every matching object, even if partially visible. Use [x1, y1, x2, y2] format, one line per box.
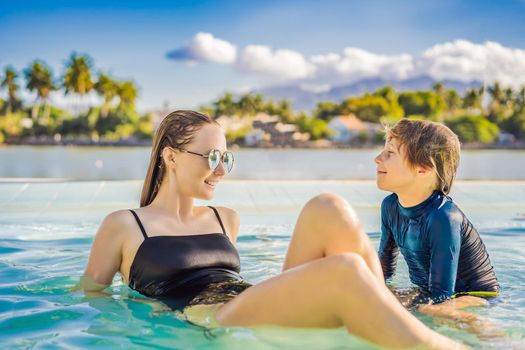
[174, 123, 229, 200]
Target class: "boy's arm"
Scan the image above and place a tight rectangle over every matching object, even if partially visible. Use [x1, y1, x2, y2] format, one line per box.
[378, 200, 399, 280]
[416, 213, 499, 334]
[427, 210, 462, 303]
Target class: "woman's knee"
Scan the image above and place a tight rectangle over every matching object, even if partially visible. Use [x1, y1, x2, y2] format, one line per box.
[324, 253, 369, 278]
[303, 193, 361, 231]
[304, 193, 353, 217]
[326, 254, 378, 297]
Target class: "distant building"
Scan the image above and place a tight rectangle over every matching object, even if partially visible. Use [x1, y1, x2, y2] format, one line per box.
[244, 129, 266, 146]
[151, 111, 168, 130]
[328, 115, 381, 143]
[248, 113, 308, 147]
[498, 132, 516, 145]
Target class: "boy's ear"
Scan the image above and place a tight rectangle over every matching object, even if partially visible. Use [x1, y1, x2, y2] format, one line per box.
[416, 165, 434, 176]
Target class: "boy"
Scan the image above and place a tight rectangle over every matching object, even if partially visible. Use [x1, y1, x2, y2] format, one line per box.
[375, 119, 499, 306]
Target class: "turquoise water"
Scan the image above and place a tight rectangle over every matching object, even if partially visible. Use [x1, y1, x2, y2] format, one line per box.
[1, 180, 524, 349]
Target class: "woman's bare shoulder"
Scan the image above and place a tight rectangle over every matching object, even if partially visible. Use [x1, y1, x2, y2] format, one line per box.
[214, 207, 240, 242]
[97, 209, 138, 240]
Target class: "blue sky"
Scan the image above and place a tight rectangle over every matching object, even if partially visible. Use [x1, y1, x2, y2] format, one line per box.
[1, 0, 525, 111]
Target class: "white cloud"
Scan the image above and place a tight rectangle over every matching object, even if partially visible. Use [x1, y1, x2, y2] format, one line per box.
[417, 40, 525, 87]
[239, 45, 316, 80]
[299, 83, 331, 93]
[168, 34, 525, 88]
[311, 48, 414, 83]
[166, 32, 237, 65]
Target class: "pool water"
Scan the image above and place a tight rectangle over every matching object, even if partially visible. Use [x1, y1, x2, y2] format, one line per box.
[0, 180, 524, 349]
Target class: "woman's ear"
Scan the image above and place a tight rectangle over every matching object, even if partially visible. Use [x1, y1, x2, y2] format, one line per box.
[161, 147, 177, 168]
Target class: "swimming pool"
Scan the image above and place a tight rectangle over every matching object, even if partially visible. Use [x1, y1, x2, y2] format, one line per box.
[1, 180, 524, 349]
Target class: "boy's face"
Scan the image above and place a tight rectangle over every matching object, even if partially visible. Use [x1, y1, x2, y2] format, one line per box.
[374, 138, 419, 193]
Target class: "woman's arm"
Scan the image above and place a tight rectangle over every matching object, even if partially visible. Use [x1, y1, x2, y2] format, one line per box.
[79, 210, 127, 292]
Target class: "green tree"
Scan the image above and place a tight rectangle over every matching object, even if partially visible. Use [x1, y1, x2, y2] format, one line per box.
[341, 95, 401, 123]
[462, 87, 483, 110]
[432, 82, 446, 98]
[63, 53, 94, 114]
[213, 92, 236, 117]
[117, 81, 138, 110]
[24, 60, 56, 120]
[502, 87, 515, 109]
[373, 86, 396, 103]
[445, 90, 462, 111]
[446, 115, 499, 144]
[372, 86, 404, 119]
[94, 73, 118, 117]
[296, 113, 332, 140]
[500, 108, 525, 139]
[398, 91, 446, 118]
[236, 93, 264, 116]
[488, 82, 504, 113]
[516, 86, 525, 112]
[275, 100, 294, 123]
[313, 101, 341, 121]
[1, 67, 21, 112]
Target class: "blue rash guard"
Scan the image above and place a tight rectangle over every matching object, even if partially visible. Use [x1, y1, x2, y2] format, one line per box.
[379, 191, 499, 303]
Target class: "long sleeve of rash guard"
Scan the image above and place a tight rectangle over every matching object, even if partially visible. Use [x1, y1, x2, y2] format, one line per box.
[378, 199, 399, 280]
[427, 210, 462, 303]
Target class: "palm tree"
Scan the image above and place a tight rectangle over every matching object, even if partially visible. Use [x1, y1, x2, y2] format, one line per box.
[117, 81, 138, 110]
[503, 87, 515, 108]
[24, 60, 56, 120]
[488, 82, 503, 109]
[94, 73, 118, 117]
[1, 67, 21, 112]
[462, 88, 482, 110]
[63, 53, 94, 115]
[517, 86, 525, 112]
[214, 92, 236, 117]
[237, 93, 260, 116]
[432, 82, 446, 97]
[446, 90, 461, 111]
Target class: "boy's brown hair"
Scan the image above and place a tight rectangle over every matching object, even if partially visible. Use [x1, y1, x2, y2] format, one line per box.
[386, 119, 461, 194]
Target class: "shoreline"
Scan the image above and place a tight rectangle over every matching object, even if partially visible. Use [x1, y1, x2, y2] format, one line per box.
[2, 178, 525, 184]
[2, 140, 525, 150]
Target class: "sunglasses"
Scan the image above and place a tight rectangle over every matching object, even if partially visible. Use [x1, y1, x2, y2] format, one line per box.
[171, 147, 234, 173]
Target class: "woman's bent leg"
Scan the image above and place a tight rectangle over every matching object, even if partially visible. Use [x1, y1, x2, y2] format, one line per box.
[217, 254, 464, 350]
[284, 193, 384, 282]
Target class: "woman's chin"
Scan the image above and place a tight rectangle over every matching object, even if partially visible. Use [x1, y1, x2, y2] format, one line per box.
[199, 190, 215, 201]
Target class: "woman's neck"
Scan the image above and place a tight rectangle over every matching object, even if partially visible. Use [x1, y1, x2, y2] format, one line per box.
[148, 180, 195, 221]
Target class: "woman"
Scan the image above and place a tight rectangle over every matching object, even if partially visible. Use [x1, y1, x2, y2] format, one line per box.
[81, 110, 464, 349]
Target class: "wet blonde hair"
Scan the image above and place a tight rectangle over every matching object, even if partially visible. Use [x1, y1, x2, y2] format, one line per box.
[386, 119, 461, 194]
[140, 110, 217, 207]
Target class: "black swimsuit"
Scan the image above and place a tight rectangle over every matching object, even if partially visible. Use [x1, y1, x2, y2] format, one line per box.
[128, 206, 251, 310]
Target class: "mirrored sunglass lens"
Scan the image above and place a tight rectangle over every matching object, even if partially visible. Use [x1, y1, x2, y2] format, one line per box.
[224, 152, 234, 172]
[208, 150, 220, 170]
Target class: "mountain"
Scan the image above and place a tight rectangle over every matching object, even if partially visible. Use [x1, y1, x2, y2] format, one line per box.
[255, 75, 483, 111]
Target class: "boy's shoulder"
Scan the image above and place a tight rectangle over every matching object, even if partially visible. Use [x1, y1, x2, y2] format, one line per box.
[424, 194, 465, 234]
[381, 192, 398, 209]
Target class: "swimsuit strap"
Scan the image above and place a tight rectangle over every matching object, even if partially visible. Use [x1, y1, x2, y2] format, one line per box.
[208, 206, 227, 236]
[129, 209, 149, 239]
